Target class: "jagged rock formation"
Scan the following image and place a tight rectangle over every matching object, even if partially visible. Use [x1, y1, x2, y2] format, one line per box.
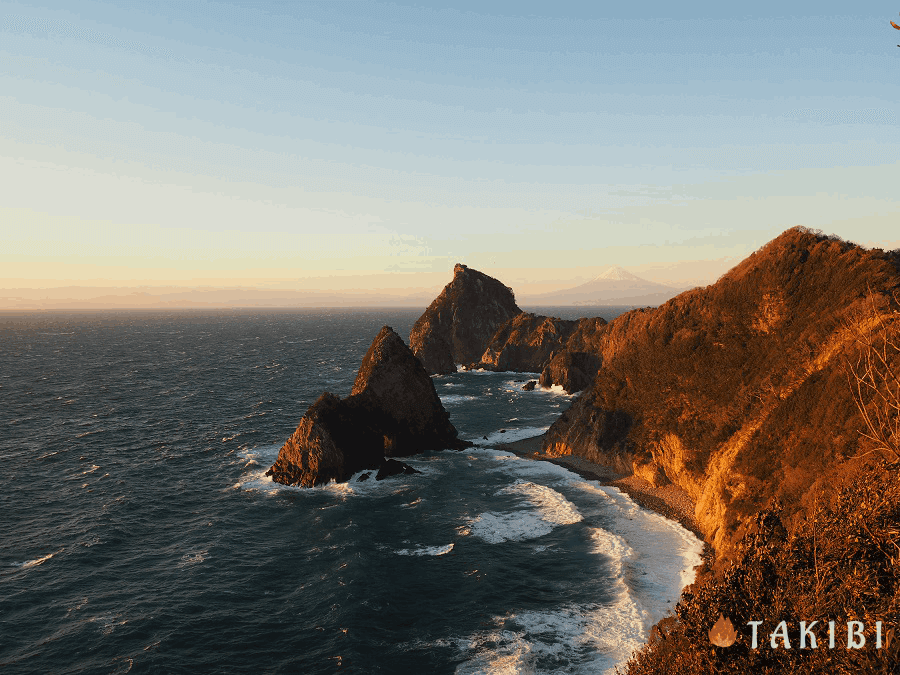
[542, 227, 900, 558]
[479, 312, 577, 372]
[410, 264, 521, 374]
[266, 326, 470, 487]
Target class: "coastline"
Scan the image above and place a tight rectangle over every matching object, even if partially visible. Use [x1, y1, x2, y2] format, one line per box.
[496, 433, 703, 541]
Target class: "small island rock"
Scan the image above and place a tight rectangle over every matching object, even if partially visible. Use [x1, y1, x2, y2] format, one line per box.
[266, 326, 471, 487]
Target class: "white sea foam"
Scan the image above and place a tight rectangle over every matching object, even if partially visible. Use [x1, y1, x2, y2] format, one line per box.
[539, 383, 575, 396]
[89, 613, 128, 636]
[469, 510, 555, 544]
[454, 367, 525, 376]
[440, 394, 477, 405]
[455, 600, 649, 675]
[588, 527, 635, 563]
[503, 481, 582, 526]
[473, 426, 549, 446]
[234, 444, 437, 497]
[572, 481, 703, 598]
[469, 481, 582, 544]
[456, 454, 703, 674]
[395, 543, 454, 556]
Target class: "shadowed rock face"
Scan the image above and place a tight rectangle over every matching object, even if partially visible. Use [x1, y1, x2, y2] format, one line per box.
[351, 325, 462, 455]
[410, 264, 521, 374]
[542, 227, 900, 558]
[479, 312, 577, 372]
[266, 326, 470, 487]
[536, 317, 608, 392]
[539, 350, 603, 394]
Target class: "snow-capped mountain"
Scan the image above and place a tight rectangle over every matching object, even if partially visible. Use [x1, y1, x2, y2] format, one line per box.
[521, 266, 688, 306]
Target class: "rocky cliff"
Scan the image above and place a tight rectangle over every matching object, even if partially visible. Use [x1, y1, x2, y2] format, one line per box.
[409, 264, 521, 374]
[267, 326, 470, 487]
[542, 227, 900, 558]
[538, 316, 608, 393]
[478, 312, 577, 372]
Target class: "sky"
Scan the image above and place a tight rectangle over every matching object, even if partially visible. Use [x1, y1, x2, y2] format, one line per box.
[2, 0, 899, 300]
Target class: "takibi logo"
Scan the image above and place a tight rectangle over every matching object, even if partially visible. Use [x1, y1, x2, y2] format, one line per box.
[709, 614, 737, 647]
[709, 616, 891, 649]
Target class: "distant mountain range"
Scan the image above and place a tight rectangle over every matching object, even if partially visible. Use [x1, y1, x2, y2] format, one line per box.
[519, 266, 691, 306]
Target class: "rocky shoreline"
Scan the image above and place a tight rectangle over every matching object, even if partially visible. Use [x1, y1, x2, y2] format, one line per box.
[497, 432, 703, 541]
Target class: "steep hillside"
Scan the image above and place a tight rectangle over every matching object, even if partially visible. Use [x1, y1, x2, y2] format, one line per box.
[542, 227, 900, 557]
[626, 459, 900, 673]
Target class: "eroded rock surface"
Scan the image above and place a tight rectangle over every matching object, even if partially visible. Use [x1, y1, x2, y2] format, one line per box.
[410, 264, 521, 374]
[479, 312, 576, 372]
[267, 326, 470, 487]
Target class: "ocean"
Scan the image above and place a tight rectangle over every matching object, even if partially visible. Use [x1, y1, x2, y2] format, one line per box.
[0, 308, 702, 675]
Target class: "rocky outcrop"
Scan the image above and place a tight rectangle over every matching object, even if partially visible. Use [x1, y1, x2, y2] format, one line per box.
[267, 326, 470, 487]
[536, 316, 608, 392]
[539, 350, 603, 393]
[410, 264, 521, 374]
[542, 227, 900, 558]
[479, 312, 577, 372]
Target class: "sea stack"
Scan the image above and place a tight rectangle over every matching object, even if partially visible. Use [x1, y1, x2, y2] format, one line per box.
[266, 326, 470, 487]
[410, 264, 521, 374]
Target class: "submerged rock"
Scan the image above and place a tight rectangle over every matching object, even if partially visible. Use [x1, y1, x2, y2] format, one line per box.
[375, 458, 421, 480]
[266, 326, 471, 487]
[410, 264, 521, 374]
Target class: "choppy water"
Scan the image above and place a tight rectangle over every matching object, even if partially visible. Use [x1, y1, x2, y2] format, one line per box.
[0, 308, 701, 674]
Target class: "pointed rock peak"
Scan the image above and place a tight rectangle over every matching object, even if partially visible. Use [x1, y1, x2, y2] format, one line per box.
[411, 265, 520, 373]
[594, 265, 642, 282]
[352, 325, 420, 396]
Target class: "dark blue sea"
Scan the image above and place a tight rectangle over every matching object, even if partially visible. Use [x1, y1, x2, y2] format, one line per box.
[0, 308, 701, 675]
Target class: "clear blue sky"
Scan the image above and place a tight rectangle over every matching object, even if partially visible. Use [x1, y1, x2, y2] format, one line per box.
[2, 0, 898, 292]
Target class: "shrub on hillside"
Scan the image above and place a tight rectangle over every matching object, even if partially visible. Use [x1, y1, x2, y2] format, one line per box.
[624, 460, 900, 674]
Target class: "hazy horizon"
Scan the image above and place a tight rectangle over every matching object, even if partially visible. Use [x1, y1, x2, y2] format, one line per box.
[3, 1, 899, 308]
